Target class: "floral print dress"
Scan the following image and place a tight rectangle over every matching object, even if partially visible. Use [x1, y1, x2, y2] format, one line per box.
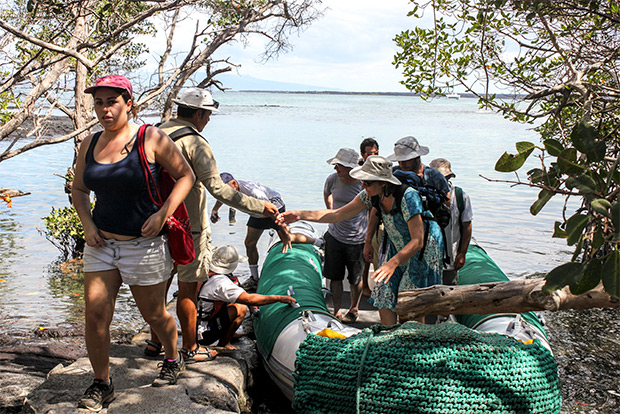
[360, 187, 444, 311]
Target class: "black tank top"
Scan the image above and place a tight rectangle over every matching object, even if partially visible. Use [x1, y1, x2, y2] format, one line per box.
[83, 131, 161, 237]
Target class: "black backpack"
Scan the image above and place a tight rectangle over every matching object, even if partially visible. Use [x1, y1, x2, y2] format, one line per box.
[392, 169, 451, 229]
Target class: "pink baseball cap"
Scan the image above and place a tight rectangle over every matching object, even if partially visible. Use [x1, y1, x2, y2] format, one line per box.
[84, 75, 133, 97]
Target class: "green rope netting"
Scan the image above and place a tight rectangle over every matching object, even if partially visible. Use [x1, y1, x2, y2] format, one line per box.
[293, 322, 561, 414]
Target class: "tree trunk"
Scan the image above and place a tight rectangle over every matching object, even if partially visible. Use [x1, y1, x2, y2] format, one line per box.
[395, 279, 619, 321]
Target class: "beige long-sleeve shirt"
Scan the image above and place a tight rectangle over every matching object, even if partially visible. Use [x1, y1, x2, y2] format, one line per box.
[159, 119, 265, 233]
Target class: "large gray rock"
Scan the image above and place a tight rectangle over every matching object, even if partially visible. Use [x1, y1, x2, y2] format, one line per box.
[0, 341, 85, 411]
[24, 340, 258, 413]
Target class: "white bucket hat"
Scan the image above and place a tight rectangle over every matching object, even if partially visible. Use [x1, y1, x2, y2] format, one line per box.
[386, 136, 429, 162]
[209, 245, 247, 274]
[326, 147, 360, 169]
[429, 158, 456, 179]
[172, 87, 220, 112]
[349, 155, 401, 185]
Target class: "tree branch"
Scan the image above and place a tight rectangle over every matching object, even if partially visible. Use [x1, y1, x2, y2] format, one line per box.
[0, 20, 94, 69]
[0, 119, 98, 163]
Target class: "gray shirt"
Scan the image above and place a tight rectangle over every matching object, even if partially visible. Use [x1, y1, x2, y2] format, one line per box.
[323, 173, 368, 244]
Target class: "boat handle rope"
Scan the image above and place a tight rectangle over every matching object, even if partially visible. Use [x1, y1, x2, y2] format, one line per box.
[355, 324, 399, 414]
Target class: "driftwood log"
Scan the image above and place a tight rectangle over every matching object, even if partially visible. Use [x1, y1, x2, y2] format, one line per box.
[396, 279, 619, 321]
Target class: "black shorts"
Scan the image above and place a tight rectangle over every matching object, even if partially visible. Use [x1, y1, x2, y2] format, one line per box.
[197, 304, 231, 346]
[247, 205, 286, 230]
[323, 232, 365, 284]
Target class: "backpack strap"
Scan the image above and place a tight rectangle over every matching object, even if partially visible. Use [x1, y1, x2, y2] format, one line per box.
[454, 186, 465, 241]
[455, 186, 465, 215]
[168, 126, 201, 142]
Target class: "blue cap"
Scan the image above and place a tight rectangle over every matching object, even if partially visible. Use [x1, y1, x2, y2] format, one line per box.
[220, 172, 235, 184]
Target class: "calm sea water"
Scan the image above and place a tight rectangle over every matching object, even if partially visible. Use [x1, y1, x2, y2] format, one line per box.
[0, 92, 617, 412]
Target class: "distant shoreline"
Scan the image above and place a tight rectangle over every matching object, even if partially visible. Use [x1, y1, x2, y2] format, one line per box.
[235, 90, 523, 100]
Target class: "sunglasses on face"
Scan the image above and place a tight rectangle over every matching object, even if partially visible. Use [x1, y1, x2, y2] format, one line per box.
[362, 180, 379, 187]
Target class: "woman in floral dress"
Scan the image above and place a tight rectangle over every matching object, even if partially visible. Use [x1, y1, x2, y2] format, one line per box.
[277, 155, 443, 325]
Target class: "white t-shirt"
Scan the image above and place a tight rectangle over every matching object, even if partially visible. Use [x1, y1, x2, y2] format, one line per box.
[197, 274, 246, 315]
[445, 185, 473, 271]
[237, 180, 284, 218]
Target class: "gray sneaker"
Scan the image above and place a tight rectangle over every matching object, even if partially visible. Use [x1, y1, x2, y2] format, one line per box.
[78, 377, 115, 412]
[152, 353, 185, 387]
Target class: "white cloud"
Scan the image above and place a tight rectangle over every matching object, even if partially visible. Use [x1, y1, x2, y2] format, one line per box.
[144, 0, 427, 92]
[216, 0, 423, 91]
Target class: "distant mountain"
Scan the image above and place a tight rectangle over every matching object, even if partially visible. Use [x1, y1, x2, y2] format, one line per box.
[217, 73, 341, 92]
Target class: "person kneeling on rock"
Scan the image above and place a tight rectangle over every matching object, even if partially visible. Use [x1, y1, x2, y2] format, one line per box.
[196, 245, 295, 350]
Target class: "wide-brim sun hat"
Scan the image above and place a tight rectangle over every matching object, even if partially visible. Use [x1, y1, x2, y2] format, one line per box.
[209, 244, 247, 274]
[84, 75, 133, 97]
[429, 158, 456, 179]
[326, 147, 360, 169]
[172, 87, 220, 112]
[349, 155, 401, 185]
[386, 136, 429, 162]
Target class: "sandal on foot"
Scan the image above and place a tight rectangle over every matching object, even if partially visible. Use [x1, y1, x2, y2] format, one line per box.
[144, 340, 164, 357]
[342, 311, 359, 324]
[180, 346, 217, 364]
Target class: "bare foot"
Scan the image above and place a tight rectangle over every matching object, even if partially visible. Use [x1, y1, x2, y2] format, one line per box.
[334, 311, 343, 321]
[223, 344, 237, 350]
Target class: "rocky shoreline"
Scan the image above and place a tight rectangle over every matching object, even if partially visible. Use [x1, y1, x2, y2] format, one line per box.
[0, 300, 263, 414]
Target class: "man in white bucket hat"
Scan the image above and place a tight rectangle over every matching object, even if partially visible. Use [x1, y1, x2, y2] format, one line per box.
[196, 245, 296, 350]
[323, 148, 367, 323]
[147, 88, 279, 363]
[429, 158, 473, 285]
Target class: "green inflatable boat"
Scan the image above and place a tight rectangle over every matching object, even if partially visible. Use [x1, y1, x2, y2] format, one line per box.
[253, 225, 560, 413]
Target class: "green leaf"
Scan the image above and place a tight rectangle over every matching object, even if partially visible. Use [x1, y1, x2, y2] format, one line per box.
[494, 142, 536, 172]
[557, 148, 585, 174]
[570, 258, 603, 295]
[565, 174, 597, 194]
[611, 202, 619, 234]
[566, 213, 589, 245]
[553, 221, 567, 238]
[591, 198, 612, 217]
[515, 141, 536, 153]
[572, 236, 585, 261]
[611, 169, 620, 187]
[570, 120, 605, 162]
[530, 189, 554, 215]
[544, 139, 564, 156]
[543, 262, 583, 293]
[592, 225, 605, 251]
[528, 168, 544, 183]
[602, 249, 620, 298]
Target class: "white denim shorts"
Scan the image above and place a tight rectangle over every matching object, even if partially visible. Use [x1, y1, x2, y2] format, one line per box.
[83, 235, 173, 286]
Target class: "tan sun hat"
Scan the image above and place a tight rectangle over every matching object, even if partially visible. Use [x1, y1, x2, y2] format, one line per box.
[326, 147, 361, 168]
[172, 87, 220, 112]
[209, 245, 247, 274]
[429, 158, 456, 179]
[386, 136, 429, 162]
[349, 155, 401, 185]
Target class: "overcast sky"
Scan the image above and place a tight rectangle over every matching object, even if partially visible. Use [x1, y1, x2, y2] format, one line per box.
[208, 0, 426, 92]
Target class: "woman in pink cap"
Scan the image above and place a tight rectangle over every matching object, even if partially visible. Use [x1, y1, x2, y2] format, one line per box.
[72, 75, 195, 411]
